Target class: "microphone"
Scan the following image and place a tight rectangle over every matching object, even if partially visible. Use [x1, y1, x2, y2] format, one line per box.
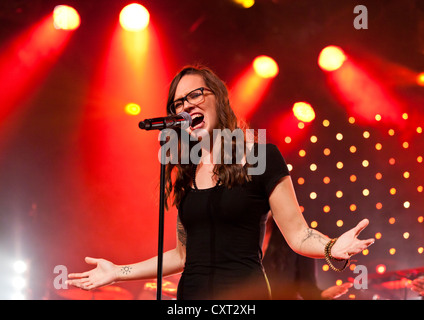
[138, 112, 192, 130]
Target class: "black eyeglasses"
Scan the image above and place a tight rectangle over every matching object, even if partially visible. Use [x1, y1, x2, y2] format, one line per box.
[169, 87, 213, 114]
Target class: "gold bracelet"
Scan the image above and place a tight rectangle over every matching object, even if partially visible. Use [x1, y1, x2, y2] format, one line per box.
[324, 238, 350, 272]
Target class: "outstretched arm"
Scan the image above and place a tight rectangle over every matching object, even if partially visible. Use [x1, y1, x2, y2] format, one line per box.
[67, 215, 187, 290]
[269, 176, 374, 260]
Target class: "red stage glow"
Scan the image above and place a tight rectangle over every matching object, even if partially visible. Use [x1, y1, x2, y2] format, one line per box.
[230, 57, 278, 121]
[0, 14, 74, 124]
[77, 19, 176, 258]
[325, 59, 404, 126]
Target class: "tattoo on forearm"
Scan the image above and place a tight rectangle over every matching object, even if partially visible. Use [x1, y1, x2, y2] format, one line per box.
[177, 215, 187, 247]
[121, 266, 132, 275]
[301, 228, 328, 247]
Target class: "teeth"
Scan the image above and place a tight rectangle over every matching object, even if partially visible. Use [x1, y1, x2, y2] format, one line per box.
[191, 113, 203, 120]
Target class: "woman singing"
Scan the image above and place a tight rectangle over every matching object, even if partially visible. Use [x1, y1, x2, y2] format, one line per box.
[66, 65, 374, 300]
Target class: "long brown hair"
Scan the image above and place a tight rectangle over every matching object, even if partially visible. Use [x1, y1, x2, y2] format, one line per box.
[164, 65, 251, 209]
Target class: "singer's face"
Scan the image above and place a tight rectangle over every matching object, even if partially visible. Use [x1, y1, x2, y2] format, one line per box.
[174, 74, 218, 138]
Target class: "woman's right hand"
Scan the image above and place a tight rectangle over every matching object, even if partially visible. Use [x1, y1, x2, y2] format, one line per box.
[66, 257, 118, 290]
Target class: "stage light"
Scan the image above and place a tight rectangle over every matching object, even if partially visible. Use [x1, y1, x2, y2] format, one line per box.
[252, 55, 279, 78]
[233, 0, 255, 8]
[376, 264, 386, 274]
[318, 46, 347, 71]
[53, 5, 81, 30]
[124, 102, 141, 115]
[417, 72, 424, 86]
[12, 277, 26, 290]
[120, 3, 150, 32]
[292, 102, 315, 122]
[13, 261, 27, 274]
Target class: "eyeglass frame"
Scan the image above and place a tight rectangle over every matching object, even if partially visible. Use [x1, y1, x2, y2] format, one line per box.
[168, 87, 213, 115]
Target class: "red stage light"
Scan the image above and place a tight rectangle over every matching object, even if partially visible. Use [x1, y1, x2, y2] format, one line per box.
[0, 14, 74, 124]
[376, 264, 386, 274]
[253, 55, 279, 78]
[417, 72, 424, 86]
[53, 5, 80, 30]
[119, 3, 150, 31]
[318, 46, 347, 71]
[292, 102, 315, 122]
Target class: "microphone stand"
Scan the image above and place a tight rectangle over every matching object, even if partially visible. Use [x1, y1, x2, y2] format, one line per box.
[139, 117, 191, 301]
[156, 131, 167, 301]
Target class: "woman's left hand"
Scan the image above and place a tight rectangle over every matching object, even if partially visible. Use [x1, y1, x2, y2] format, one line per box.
[330, 219, 375, 260]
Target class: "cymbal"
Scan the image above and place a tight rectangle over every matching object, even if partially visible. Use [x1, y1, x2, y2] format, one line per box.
[55, 286, 133, 300]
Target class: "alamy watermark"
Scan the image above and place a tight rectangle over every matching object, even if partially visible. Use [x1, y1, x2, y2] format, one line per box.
[158, 128, 267, 176]
[354, 5, 368, 30]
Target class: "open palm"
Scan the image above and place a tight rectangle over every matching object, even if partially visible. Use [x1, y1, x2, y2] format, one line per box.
[66, 257, 117, 290]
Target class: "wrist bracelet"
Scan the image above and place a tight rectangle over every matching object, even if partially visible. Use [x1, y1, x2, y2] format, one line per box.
[324, 238, 350, 272]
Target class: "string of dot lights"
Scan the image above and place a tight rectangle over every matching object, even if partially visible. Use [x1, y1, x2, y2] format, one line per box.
[282, 110, 423, 297]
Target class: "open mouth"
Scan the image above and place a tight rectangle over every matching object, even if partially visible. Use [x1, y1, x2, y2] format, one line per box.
[190, 113, 204, 129]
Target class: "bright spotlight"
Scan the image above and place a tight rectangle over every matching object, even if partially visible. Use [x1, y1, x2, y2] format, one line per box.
[416, 72, 424, 86]
[253, 55, 279, 78]
[233, 0, 255, 8]
[12, 276, 27, 290]
[125, 102, 141, 115]
[13, 260, 27, 274]
[120, 3, 150, 32]
[53, 5, 81, 30]
[318, 45, 347, 71]
[292, 102, 315, 122]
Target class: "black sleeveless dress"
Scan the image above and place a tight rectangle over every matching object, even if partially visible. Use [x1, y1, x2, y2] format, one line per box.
[177, 144, 290, 300]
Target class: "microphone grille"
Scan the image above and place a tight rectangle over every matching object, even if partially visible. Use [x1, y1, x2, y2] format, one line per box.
[179, 112, 192, 126]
